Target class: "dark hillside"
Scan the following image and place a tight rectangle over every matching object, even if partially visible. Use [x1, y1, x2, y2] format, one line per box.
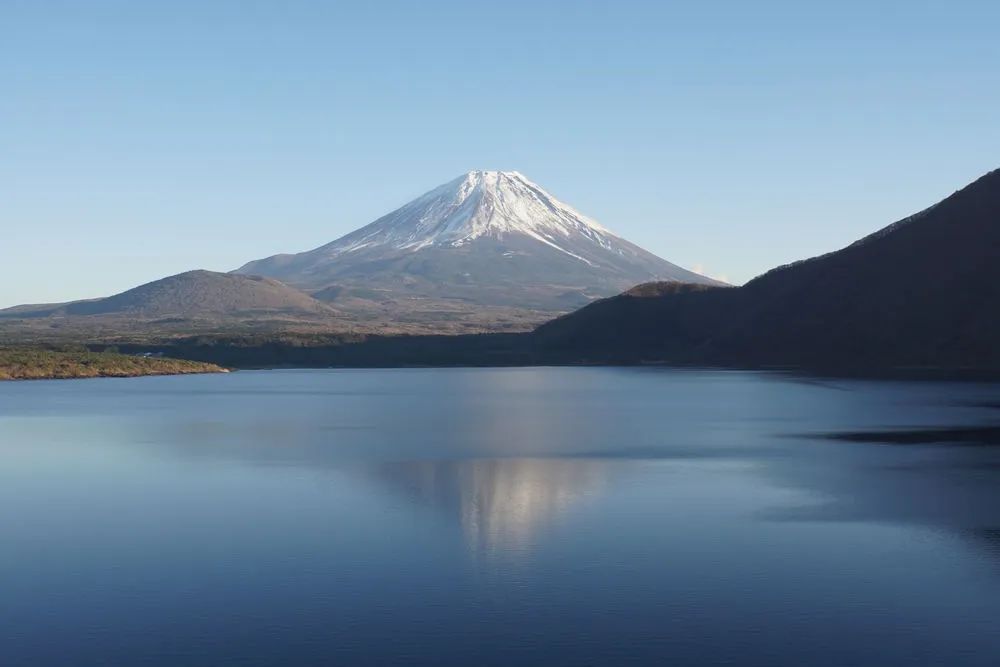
[533, 169, 1000, 371]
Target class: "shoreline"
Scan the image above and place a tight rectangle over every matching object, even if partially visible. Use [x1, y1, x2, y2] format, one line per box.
[0, 347, 227, 381]
[0, 367, 229, 382]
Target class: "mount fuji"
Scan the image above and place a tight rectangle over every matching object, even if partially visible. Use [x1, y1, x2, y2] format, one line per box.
[236, 171, 722, 330]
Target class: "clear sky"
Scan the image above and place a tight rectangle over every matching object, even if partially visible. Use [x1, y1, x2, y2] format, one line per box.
[3, 0, 999, 306]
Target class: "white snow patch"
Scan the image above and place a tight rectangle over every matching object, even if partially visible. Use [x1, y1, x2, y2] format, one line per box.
[315, 171, 626, 265]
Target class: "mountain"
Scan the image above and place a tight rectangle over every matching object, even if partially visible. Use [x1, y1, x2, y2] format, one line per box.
[236, 171, 720, 328]
[0, 270, 339, 334]
[534, 168, 1000, 371]
[82, 168, 1000, 374]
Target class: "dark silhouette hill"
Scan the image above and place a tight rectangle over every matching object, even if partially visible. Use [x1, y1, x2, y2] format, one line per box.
[535, 168, 1000, 371]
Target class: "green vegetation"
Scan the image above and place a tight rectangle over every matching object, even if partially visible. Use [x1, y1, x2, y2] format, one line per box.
[0, 346, 226, 380]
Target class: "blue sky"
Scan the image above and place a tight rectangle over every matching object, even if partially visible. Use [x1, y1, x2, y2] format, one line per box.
[2, 0, 998, 306]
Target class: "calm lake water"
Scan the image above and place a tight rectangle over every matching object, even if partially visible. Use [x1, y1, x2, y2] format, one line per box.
[2, 368, 1000, 666]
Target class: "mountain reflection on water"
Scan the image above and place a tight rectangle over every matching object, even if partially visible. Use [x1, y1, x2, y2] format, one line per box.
[375, 458, 609, 557]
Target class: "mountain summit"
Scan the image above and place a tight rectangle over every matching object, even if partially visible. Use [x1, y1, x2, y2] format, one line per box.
[237, 171, 720, 329]
[286, 170, 651, 260]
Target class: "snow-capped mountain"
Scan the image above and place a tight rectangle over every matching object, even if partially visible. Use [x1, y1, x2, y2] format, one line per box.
[236, 171, 721, 329]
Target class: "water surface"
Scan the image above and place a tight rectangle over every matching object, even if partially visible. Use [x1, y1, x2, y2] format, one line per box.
[2, 368, 1000, 665]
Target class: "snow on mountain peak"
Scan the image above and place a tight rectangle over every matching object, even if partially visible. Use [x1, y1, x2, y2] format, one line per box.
[321, 170, 616, 261]
[235, 170, 724, 311]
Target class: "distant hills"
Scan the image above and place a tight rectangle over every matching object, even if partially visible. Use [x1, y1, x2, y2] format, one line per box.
[236, 170, 720, 327]
[0, 270, 341, 337]
[3, 270, 334, 319]
[535, 168, 1000, 371]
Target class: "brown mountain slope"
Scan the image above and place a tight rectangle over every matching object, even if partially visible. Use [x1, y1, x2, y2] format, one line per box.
[1, 270, 338, 321]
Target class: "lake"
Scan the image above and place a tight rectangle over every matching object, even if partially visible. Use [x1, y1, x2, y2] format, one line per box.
[2, 368, 1000, 666]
